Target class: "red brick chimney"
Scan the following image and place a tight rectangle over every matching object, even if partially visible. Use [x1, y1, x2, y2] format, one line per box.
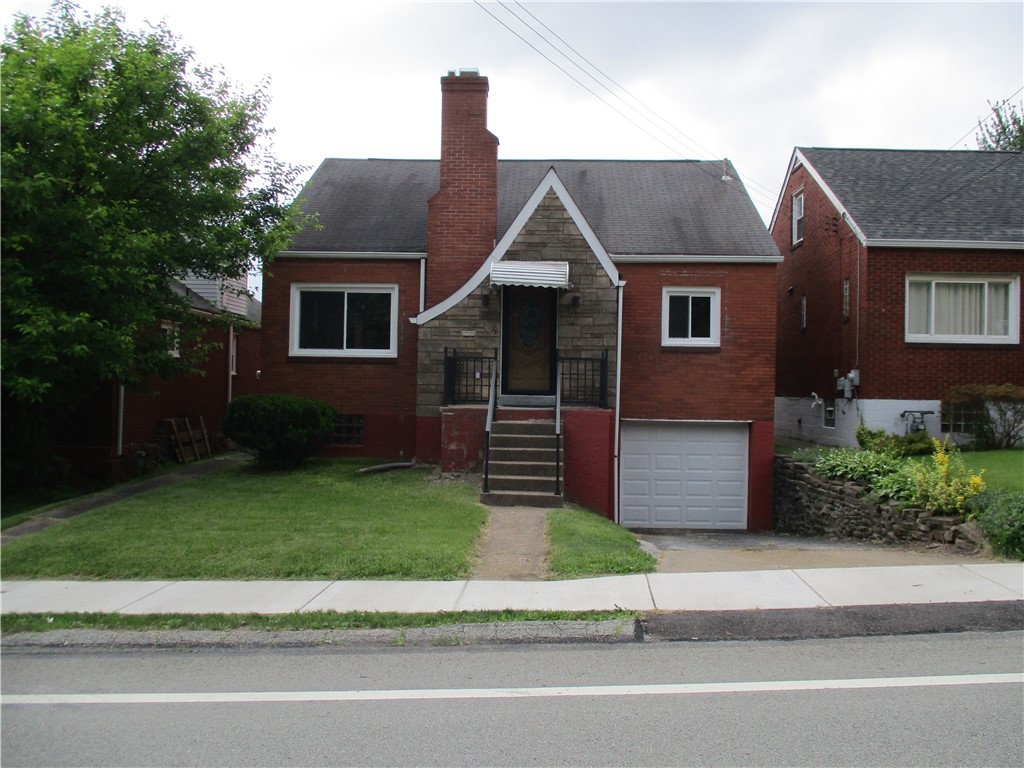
[426, 70, 499, 308]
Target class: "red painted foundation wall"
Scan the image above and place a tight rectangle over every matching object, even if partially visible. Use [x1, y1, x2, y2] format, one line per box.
[748, 420, 775, 531]
[320, 413, 417, 460]
[415, 416, 443, 465]
[563, 409, 615, 519]
[441, 408, 487, 471]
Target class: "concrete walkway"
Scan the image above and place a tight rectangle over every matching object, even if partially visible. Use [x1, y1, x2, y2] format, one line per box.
[3, 563, 1022, 615]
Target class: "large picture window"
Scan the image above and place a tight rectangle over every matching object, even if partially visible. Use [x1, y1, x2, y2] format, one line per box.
[662, 287, 721, 347]
[290, 284, 398, 357]
[905, 275, 1019, 344]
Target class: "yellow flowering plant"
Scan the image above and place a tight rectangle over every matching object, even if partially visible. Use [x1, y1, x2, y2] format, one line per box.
[903, 438, 986, 517]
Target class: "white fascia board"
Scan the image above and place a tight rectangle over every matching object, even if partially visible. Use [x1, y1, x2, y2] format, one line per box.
[611, 253, 783, 264]
[769, 149, 868, 246]
[768, 148, 801, 234]
[276, 251, 425, 260]
[866, 239, 1024, 251]
[412, 167, 618, 325]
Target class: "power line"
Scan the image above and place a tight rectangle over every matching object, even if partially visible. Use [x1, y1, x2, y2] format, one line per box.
[864, 85, 1023, 216]
[472, 1, 778, 210]
[508, 1, 780, 202]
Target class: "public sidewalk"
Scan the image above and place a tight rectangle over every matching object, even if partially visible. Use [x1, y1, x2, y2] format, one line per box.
[2, 562, 1021, 615]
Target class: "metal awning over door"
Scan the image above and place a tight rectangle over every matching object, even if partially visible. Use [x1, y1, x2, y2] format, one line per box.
[489, 261, 570, 289]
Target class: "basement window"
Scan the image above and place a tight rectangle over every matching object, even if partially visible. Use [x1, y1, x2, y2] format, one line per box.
[333, 414, 365, 446]
[823, 399, 836, 428]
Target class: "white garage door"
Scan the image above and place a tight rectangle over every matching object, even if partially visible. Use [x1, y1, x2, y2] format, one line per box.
[620, 421, 748, 529]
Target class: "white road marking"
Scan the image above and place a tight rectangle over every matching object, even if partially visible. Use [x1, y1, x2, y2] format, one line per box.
[4, 674, 1021, 705]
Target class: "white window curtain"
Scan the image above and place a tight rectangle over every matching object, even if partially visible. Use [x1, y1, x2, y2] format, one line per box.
[908, 282, 931, 334]
[988, 283, 1010, 336]
[935, 282, 984, 335]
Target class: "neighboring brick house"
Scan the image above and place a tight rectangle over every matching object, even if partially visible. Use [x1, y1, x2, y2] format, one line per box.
[261, 70, 779, 529]
[771, 147, 1023, 447]
[59, 278, 261, 479]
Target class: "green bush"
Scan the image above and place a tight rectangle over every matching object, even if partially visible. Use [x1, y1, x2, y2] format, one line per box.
[967, 490, 1024, 560]
[225, 394, 335, 467]
[898, 439, 986, 516]
[813, 448, 903, 486]
[855, 426, 933, 457]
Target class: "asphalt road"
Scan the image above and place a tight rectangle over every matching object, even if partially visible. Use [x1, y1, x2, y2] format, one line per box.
[3, 631, 1022, 767]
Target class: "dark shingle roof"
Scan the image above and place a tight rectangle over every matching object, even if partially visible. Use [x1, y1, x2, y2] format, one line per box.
[289, 158, 778, 258]
[798, 147, 1024, 243]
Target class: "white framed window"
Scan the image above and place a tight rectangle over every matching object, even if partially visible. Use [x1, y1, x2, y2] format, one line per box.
[229, 329, 238, 375]
[662, 287, 721, 347]
[791, 190, 804, 245]
[842, 277, 851, 321]
[905, 274, 1019, 345]
[290, 283, 399, 358]
[160, 322, 181, 358]
[800, 295, 807, 330]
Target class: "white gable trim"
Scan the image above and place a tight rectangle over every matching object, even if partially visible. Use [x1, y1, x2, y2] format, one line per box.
[770, 148, 868, 246]
[412, 167, 619, 325]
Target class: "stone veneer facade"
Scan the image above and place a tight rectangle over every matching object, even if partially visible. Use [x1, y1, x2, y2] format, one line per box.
[416, 190, 619, 417]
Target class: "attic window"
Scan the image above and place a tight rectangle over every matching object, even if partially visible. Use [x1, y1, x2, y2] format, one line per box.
[290, 284, 398, 358]
[791, 190, 805, 246]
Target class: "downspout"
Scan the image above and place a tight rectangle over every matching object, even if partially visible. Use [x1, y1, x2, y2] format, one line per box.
[613, 279, 625, 525]
[419, 257, 426, 313]
[116, 380, 125, 457]
[227, 323, 234, 406]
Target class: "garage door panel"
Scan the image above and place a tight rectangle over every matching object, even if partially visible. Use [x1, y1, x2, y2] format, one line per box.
[620, 422, 748, 529]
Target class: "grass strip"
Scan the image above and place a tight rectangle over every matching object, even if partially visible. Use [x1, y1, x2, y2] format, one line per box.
[548, 506, 657, 578]
[1, 609, 639, 634]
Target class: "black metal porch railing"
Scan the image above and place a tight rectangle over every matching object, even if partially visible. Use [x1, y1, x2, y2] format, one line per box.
[443, 348, 497, 405]
[558, 350, 609, 408]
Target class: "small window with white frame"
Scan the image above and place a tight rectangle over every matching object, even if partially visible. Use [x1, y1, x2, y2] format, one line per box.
[290, 284, 399, 358]
[161, 321, 181, 358]
[905, 274, 1019, 344]
[662, 287, 721, 347]
[791, 190, 805, 245]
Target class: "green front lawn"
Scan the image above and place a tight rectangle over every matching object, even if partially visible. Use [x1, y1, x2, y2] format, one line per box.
[961, 449, 1023, 492]
[1, 460, 487, 581]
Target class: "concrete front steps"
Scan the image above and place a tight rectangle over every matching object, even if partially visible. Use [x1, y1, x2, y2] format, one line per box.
[479, 416, 563, 508]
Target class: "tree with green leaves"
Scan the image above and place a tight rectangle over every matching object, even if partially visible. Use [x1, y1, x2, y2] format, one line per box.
[1, 2, 305, 485]
[976, 98, 1024, 151]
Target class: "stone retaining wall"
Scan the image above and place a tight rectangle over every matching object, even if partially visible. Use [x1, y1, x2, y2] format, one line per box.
[773, 456, 985, 551]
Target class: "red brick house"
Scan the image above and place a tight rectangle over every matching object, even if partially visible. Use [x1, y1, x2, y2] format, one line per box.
[260, 70, 779, 529]
[771, 147, 1023, 447]
[59, 278, 261, 479]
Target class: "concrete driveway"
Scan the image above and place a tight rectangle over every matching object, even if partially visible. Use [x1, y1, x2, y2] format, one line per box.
[634, 530, 998, 573]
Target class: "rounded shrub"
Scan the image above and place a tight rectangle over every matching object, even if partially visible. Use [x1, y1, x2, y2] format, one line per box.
[225, 394, 335, 467]
[968, 490, 1024, 560]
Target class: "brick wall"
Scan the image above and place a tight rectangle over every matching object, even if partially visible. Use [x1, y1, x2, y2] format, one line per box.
[259, 257, 421, 458]
[426, 72, 498, 308]
[773, 164, 1023, 402]
[859, 248, 1023, 399]
[773, 164, 864, 397]
[618, 262, 777, 421]
[563, 408, 615, 518]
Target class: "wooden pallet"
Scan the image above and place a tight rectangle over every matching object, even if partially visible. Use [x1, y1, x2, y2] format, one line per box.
[166, 416, 212, 463]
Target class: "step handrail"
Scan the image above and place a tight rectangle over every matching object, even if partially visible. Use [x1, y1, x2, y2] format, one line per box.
[482, 365, 497, 493]
[554, 358, 562, 496]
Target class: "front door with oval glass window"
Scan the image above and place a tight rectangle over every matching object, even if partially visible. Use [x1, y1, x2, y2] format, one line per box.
[502, 286, 556, 394]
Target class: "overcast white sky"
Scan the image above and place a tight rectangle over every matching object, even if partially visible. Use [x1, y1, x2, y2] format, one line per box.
[4, 1, 1022, 252]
